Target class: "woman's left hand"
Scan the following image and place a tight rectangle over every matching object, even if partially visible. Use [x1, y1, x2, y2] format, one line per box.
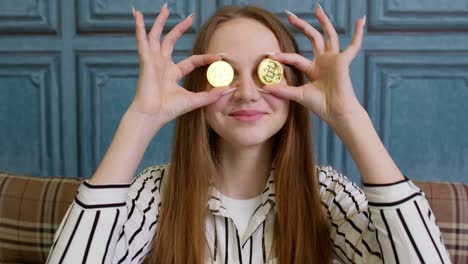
[263, 4, 366, 126]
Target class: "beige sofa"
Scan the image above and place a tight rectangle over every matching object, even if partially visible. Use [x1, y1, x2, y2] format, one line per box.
[0, 171, 466, 263]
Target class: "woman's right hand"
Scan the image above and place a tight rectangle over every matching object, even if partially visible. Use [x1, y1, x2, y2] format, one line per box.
[128, 4, 233, 127]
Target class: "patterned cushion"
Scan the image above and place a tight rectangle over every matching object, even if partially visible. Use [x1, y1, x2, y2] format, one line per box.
[0, 172, 82, 263]
[413, 180, 468, 264]
[0, 172, 466, 263]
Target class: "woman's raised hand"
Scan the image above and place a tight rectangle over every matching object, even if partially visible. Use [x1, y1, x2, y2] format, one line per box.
[263, 4, 366, 127]
[128, 4, 232, 127]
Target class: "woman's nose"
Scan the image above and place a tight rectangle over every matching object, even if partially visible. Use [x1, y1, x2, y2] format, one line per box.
[231, 74, 262, 102]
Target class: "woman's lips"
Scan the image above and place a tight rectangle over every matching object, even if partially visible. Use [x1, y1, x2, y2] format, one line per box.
[228, 110, 267, 122]
[229, 113, 266, 122]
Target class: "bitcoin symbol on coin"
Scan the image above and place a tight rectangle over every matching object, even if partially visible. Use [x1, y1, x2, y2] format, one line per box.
[264, 61, 278, 82]
[258, 58, 282, 85]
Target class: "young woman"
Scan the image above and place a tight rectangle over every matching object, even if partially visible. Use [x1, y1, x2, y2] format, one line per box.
[46, 3, 450, 264]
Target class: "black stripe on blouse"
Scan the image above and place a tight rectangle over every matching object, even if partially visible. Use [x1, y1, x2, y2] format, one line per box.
[59, 210, 84, 263]
[414, 200, 445, 263]
[396, 208, 424, 262]
[367, 192, 424, 207]
[249, 237, 253, 264]
[236, 228, 243, 264]
[131, 241, 148, 262]
[225, 217, 229, 264]
[75, 197, 126, 209]
[380, 209, 399, 263]
[83, 210, 100, 262]
[262, 221, 266, 263]
[102, 209, 120, 263]
[214, 214, 218, 261]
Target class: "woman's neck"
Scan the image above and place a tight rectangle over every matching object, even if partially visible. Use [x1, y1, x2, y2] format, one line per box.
[215, 139, 273, 199]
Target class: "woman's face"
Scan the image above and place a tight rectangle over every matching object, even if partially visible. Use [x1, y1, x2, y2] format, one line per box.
[205, 18, 290, 147]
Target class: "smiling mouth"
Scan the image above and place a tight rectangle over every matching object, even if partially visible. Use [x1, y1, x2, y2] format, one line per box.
[229, 113, 266, 122]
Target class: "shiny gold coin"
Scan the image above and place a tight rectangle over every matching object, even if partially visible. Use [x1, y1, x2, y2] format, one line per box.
[206, 60, 234, 87]
[257, 58, 283, 85]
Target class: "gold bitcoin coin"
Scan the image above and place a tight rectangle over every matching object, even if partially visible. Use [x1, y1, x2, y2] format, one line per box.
[257, 58, 283, 85]
[206, 61, 234, 87]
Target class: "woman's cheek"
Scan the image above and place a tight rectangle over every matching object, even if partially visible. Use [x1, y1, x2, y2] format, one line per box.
[205, 98, 228, 121]
[266, 94, 289, 112]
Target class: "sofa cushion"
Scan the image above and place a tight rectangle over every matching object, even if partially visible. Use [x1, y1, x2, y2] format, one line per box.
[413, 180, 468, 264]
[0, 172, 82, 264]
[0, 172, 466, 263]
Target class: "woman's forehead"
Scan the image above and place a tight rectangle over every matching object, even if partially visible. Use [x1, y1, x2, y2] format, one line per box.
[207, 18, 281, 54]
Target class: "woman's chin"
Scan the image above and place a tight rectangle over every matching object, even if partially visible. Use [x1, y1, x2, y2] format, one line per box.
[225, 133, 272, 147]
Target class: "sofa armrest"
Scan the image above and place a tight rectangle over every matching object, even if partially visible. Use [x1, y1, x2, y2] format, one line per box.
[412, 180, 468, 264]
[0, 172, 83, 264]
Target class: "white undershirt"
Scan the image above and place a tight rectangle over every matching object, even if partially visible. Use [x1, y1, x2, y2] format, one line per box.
[218, 191, 263, 238]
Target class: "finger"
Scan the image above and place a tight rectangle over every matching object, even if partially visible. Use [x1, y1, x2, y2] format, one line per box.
[286, 13, 325, 55]
[177, 54, 221, 78]
[262, 83, 304, 103]
[315, 4, 340, 53]
[148, 3, 170, 50]
[342, 16, 365, 63]
[161, 13, 194, 56]
[134, 10, 150, 56]
[268, 53, 311, 74]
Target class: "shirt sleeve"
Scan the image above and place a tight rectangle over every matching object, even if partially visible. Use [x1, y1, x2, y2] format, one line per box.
[317, 165, 451, 264]
[46, 164, 167, 264]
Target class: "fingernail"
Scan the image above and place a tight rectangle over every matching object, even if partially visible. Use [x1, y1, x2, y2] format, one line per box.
[131, 6, 136, 17]
[316, 3, 322, 12]
[163, 2, 168, 10]
[362, 15, 366, 26]
[216, 53, 228, 57]
[187, 12, 194, 19]
[258, 88, 271, 94]
[284, 10, 297, 18]
[222, 87, 237, 95]
[264, 51, 276, 56]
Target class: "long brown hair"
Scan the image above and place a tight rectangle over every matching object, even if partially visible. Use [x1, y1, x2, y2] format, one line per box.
[147, 5, 332, 263]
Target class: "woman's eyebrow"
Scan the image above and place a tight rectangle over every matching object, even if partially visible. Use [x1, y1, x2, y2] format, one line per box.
[221, 56, 238, 66]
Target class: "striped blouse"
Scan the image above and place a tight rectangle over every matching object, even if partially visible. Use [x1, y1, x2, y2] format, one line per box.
[46, 164, 451, 263]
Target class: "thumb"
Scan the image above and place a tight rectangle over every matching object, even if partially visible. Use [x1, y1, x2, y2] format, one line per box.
[189, 86, 237, 109]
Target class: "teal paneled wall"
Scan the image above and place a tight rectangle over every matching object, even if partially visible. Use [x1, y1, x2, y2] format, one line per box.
[1, 0, 467, 184]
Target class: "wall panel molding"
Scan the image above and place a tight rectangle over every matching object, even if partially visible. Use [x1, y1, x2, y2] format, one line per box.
[218, 0, 348, 34]
[77, 0, 198, 33]
[368, 0, 468, 32]
[366, 52, 468, 181]
[0, 0, 59, 34]
[0, 53, 61, 176]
